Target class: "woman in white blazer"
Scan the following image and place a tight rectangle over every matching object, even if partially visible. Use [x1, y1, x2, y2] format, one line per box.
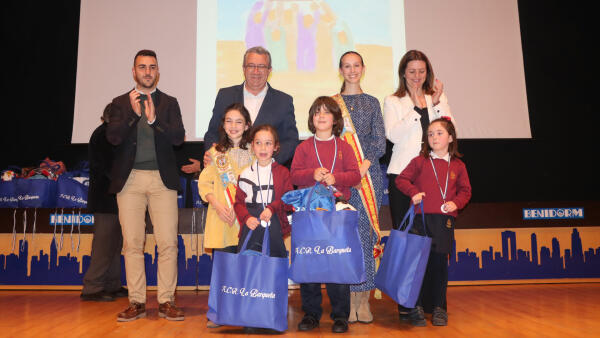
[383, 50, 455, 227]
[383, 50, 455, 324]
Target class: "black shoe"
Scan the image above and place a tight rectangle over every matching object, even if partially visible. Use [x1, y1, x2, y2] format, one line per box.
[110, 287, 128, 298]
[80, 291, 114, 302]
[432, 307, 448, 326]
[297, 316, 319, 331]
[398, 304, 410, 321]
[242, 327, 282, 335]
[243, 327, 257, 334]
[331, 318, 348, 333]
[407, 306, 426, 327]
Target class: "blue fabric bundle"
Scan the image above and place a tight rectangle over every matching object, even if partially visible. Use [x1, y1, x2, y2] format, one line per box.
[281, 183, 335, 211]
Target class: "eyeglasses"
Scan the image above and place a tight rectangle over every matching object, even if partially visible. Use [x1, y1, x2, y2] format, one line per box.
[244, 64, 270, 71]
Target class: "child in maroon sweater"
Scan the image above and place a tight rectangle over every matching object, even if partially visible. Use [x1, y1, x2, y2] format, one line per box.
[395, 117, 471, 326]
[234, 125, 293, 258]
[291, 96, 361, 334]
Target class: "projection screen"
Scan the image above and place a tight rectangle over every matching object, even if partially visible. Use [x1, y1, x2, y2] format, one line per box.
[73, 0, 530, 143]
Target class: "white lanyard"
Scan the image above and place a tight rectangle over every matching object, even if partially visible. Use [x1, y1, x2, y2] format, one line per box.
[313, 136, 337, 173]
[429, 156, 450, 211]
[256, 160, 273, 227]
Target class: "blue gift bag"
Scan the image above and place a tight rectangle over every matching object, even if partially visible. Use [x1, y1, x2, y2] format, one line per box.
[16, 178, 57, 208]
[207, 227, 288, 332]
[56, 174, 88, 208]
[0, 181, 19, 208]
[375, 203, 431, 308]
[289, 184, 365, 284]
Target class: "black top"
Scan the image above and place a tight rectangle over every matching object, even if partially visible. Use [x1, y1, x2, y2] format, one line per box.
[87, 122, 118, 214]
[415, 106, 430, 142]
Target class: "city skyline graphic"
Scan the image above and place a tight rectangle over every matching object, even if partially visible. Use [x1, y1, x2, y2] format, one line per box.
[447, 228, 600, 280]
[1, 235, 212, 286]
[1, 227, 599, 285]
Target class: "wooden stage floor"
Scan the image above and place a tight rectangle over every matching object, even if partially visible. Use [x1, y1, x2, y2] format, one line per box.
[0, 283, 598, 337]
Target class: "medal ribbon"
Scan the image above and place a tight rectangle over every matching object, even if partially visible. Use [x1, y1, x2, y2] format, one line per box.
[208, 147, 240, 228]
[313, 135, 337, 173]
[429, 155, 451, 210]
[255, 160, 273, 227]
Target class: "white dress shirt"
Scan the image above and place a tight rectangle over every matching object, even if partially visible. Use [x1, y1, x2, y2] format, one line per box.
[243, 83, 268, 123]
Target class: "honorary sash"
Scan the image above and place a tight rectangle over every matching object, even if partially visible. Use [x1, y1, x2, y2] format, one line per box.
[209, 147, 239, 227]
[332, 94, 382, 259]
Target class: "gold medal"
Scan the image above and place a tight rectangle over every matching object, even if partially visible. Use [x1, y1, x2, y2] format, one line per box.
[215, 154, 228, 170]
[446, 218, 452, 228]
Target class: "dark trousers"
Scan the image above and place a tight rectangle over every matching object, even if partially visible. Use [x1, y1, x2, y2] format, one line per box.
[214, 245, 237, 253]
[388, 174, 411, 229]
[82, 213, 123, 294]
[417, 251, 448, 310]
[398, 250, 448, 313]
[300, 283, 350, 321]
[397, 213, 451, 313]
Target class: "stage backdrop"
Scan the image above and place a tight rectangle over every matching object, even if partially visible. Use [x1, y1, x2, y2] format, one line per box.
[73, 0, 530, 142]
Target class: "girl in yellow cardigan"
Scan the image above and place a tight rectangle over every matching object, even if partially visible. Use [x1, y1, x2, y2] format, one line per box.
[198, 103, 253, 252]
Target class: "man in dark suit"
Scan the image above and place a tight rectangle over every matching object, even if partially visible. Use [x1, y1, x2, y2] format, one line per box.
[107, 49, 185, 322]
[183, 47, 298, 173]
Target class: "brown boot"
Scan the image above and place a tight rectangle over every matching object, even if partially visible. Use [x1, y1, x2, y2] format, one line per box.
[348, 291, 358, 323]
[357, 291, 373, 323]
[159, 301, 185, 321]
[117, 302, 146, 322]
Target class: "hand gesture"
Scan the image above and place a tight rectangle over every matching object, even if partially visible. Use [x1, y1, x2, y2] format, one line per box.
[213, 201, 235, 226]
[313, 167, 328, 182]
[408, 84, 424, 108]
[203, 143, 217, 167]
[144, 92, 156, 123]
[259, 208, 272, 223]
[442, 201, 457, 213]
[412, 192, 426, 205]
[129, 90, 142, 116]
[323, 173, 336, 186]
[246, 217, 260, 230]
[432, 78, 444, 106]
[181, 158, 201, 174]
[359, 160, 371, 178]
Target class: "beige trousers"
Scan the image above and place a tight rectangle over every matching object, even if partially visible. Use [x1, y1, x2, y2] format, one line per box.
[117, 169, 178, 304]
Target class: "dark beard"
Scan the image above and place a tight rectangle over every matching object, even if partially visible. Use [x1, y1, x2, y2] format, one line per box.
[136, 76, 156, 89]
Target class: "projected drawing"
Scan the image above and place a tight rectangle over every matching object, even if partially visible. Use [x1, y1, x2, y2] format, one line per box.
[242, 1, 351, 72]
[217, 0, 395, 137]
[245, 1, 268, 51]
